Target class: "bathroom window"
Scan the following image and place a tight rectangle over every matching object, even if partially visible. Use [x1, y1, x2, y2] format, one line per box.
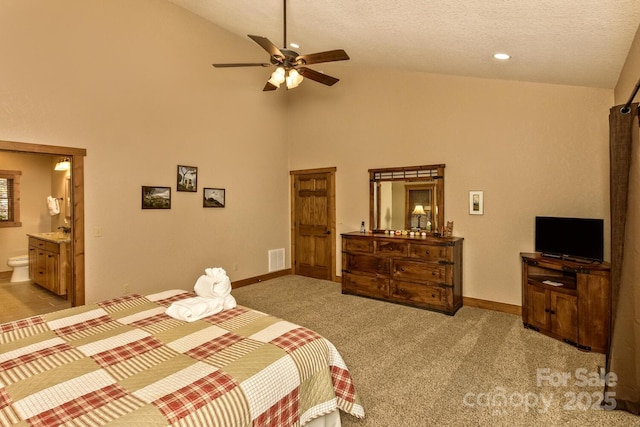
[0, 170, 21, 227]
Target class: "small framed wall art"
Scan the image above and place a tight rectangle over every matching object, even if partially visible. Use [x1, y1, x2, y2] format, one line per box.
[142, 186, 171, 209]
[177, 165, 197, 192]
[203, 188, 225, 208]
[469, 190, 484, 215]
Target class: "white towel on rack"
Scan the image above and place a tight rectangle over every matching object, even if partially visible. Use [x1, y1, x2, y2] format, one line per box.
[47, 196, 60, 216]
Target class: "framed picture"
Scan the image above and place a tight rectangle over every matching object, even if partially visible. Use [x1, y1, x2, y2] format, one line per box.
[142, 186, 171, 209]
[177, 165, 197, 192]
[203, 188, 225, 208]
[469, 190, 484, 215]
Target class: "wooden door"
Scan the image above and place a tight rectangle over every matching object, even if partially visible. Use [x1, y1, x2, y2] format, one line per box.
[291, 168, 336, 281]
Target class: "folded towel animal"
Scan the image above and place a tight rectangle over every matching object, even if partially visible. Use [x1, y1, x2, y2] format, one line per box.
[195, 272, 231, 298]
[223, 294, 237, 310]
[165, 296, 223, 322]
[193, 275, 216, 298]
[47, 196, 60, 216]
[205, 267, 228, 282]
[212, 277, 231, 297]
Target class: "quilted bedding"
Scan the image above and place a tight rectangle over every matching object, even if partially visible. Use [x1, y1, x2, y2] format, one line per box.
[0, 289, 364, 426]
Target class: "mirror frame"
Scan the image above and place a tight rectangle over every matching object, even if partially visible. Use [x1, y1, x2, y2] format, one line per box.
[369, 164, 445, 235]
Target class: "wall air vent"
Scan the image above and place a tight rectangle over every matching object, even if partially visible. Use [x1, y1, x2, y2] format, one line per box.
[268, 248, 285, 272]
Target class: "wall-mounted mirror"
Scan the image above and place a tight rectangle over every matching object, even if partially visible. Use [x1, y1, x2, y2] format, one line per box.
[369, 164, 445, 234]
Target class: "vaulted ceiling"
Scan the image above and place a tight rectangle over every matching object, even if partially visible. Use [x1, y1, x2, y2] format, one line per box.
[168, 0, 640, 89]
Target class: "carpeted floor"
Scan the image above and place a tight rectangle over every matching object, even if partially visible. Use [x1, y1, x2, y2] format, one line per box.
[233, 275, 639, 426]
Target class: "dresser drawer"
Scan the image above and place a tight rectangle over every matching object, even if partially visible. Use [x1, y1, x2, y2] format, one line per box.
[344, 238, 374, 253]
[392, 280, 447, 308]
[343, 273, 389, 298]
[376, 241, 408, 257]
[392, 259, 448, 284]
[344, 253, 390, 276]
[408, 243, 449, 262]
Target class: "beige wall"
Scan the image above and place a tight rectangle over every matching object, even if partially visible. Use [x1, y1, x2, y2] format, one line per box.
[0, 0, 290, 302]
[288, 67, 612, 306]
[0, 0, 629, 308]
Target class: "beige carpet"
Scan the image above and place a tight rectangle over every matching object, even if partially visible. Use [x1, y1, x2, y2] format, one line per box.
[233, 275, 639, 426]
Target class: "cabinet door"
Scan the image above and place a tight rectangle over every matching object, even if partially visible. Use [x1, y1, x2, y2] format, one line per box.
[33, 249, 48, 288]
[527, 285, 548, 330]
[45, 252, 60, 294]
[28, 246, 37, 281]
[577, 273, 609, 352]
[550, 291, 577, 342]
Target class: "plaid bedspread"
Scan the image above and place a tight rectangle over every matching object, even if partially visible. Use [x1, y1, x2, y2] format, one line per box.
[0, 289, 364, 426]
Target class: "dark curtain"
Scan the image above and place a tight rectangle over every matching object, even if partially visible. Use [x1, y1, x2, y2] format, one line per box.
[606, 103, 639, 415]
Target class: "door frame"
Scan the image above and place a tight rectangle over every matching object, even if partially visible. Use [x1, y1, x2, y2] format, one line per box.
[0, 140, 86, 306]
[290, 167, 337, 282]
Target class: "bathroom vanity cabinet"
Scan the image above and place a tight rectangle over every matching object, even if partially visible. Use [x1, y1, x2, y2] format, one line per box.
[28, 234, 70, 296]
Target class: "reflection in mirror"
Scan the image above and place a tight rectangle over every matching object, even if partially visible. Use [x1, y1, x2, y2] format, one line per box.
[369, 164, 445, 234]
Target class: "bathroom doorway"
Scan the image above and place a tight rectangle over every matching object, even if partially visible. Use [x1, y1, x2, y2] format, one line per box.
[0, 140, 86, 310]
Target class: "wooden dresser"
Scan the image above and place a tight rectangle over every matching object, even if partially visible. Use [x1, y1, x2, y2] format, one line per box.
[521, 252, 611, 353]
[341, 232, 463, 315]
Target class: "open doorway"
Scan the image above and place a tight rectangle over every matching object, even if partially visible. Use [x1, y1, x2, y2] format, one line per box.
[0, 140, 86, 309]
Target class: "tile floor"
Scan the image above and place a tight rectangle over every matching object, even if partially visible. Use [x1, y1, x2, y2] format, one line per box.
[0, 279, 71, 324]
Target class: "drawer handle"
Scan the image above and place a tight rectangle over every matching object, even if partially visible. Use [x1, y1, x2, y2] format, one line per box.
[432, 271, 436, 275]
[432, 294, 436, 298]
[425, 250, 430, 255]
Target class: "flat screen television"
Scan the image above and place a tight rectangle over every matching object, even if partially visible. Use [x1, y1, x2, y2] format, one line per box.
[535, 216, 604, 262]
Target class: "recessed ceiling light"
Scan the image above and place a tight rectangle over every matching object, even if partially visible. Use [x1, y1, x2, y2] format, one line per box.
[290, 42, 300, 49]
[493, 53, 511, 60]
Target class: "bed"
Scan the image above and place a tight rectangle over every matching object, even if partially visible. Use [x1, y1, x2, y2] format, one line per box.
[0, 289, 364, 426]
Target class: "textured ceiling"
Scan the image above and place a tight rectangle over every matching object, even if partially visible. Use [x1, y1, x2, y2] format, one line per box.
[168, 0, 640, 89]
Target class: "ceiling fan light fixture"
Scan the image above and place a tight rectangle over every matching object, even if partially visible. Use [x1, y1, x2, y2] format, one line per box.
[268, 67, 286, 87]
[286, 69, 303, 89]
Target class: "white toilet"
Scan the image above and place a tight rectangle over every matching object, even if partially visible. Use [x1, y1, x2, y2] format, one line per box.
[7, 255, 30, 282]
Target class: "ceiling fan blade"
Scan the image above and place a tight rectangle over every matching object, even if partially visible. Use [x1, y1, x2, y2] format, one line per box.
[212, 63, 272, 68]
[297, 67, 339, 86]
[248, 35, 285, 60]
[263, 81, 279, 91]
[296, 49, 350, 65]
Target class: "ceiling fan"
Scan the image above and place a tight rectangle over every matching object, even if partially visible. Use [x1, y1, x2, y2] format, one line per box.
[212, 0, 350, 91]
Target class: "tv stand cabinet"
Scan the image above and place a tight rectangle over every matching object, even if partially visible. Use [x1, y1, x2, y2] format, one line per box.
[521, 253, 611, 353]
